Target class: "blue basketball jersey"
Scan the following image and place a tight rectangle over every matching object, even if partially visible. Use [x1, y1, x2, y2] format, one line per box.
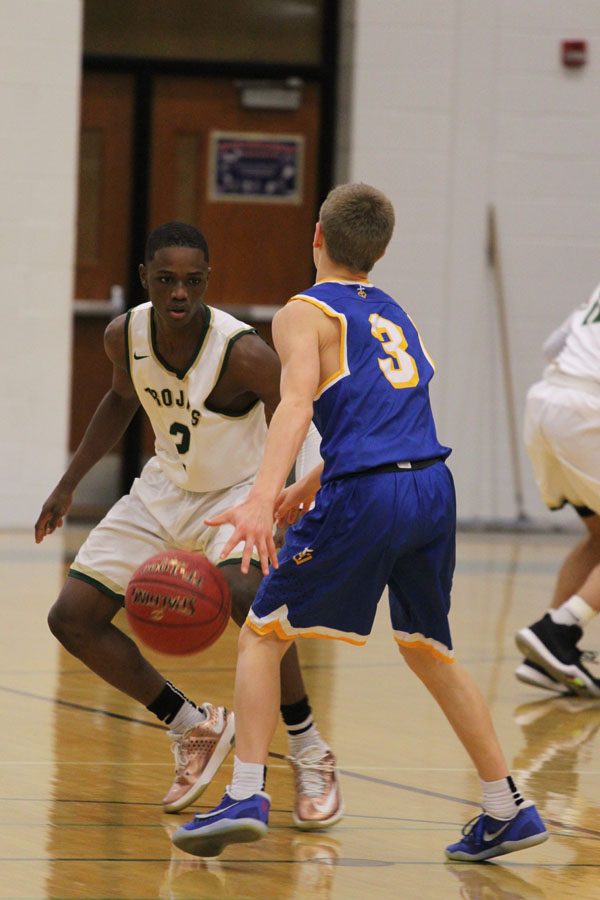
[291, 280, 451, 481]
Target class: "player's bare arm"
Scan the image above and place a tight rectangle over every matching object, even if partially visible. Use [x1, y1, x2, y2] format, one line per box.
[206, 301, 322, 574]
[206, 332, 281, 421]
[274, 460, 324, 526]
[34, 315, 140, 544]
[271, 295, 338, 523]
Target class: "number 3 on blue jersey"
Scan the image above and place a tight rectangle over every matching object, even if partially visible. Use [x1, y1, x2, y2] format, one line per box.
[369, 313, 419, 388]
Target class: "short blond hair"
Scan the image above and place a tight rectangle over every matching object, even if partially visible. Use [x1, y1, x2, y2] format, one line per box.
[319, 183, 395, 273]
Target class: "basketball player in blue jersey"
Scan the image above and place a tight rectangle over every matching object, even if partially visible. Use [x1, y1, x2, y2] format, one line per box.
[34, 222, 339, 826]
[172, 184, 548, 862]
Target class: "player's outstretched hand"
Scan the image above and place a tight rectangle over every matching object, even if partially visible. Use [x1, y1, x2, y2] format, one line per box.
[275, 478, 317, 526]
[206, 496, 278, 576]
[34, 484, 73, 544]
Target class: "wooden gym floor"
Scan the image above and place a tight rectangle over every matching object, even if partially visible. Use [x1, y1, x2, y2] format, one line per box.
[2, 525, 600, 900]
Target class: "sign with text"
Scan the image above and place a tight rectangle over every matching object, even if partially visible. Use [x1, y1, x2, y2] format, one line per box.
[209, 131, 304, 203]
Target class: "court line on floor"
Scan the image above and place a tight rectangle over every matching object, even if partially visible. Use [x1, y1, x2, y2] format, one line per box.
[0, 648, 550, 677]
[0, 684, 165, 729]
[3, 683, 600, 840]
[1, 856, 600, 869]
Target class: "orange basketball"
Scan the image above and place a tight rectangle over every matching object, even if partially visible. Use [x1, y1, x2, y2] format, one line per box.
[124, 550, 231, 655]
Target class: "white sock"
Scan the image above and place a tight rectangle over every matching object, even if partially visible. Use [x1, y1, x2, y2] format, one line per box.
[481, 776, 524, 820]
[288, 721, 328, 758]
[168, 700, 207, 734]
[549, 594, 597, 628]
[228, 756, 266, 799]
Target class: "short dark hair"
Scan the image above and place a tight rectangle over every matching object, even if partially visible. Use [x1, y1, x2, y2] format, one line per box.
[145, 222, 209, 263]
[319, 183, 395, 273]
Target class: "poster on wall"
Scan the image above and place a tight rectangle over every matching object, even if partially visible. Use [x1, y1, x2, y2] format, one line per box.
[208, 131, 304, 204]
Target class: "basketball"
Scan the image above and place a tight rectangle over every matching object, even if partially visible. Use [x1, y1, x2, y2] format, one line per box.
[124, 550, 231, 655]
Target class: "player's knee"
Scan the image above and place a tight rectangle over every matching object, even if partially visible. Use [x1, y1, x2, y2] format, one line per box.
[230, 588, 253, 626]
[222, 566, 261, 628]
[47, 598, 86, 649]
[237, 622, 256, 652]
[586, 529, 600, 558]
[582, 514, 600, 551]
[237, 621, 284, 656]
[48, 578, 122, 650]
[398, 643, 446, 675]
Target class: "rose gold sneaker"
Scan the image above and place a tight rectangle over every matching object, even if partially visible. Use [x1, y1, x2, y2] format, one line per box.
[288, 746, 344, 830]
[162, 704, 235, 813]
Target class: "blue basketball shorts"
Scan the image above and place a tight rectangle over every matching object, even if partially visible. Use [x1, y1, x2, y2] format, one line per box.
[248, 462, 456, 661]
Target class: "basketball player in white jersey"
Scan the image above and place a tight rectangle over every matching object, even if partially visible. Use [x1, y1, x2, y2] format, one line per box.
[34, 222, 338, 826]
[515, 282, 600, 697]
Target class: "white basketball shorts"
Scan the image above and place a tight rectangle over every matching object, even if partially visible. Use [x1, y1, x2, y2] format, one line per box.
[70, 456, 257, 600]
[524, 372, 600, 516]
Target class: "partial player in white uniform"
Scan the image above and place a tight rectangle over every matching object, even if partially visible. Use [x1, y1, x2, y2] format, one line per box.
[515, 282, 600, 697]
[35, 222, 336, 823]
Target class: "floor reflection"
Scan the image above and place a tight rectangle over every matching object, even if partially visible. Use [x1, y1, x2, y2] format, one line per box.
[6, 529, 600, 898]
[159, 823, 341, 899]
[446, 862, 547, 899]
[513, 695, 600, 817]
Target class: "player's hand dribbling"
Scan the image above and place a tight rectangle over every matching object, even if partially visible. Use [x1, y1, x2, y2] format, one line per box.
[34, 485, 74, 543]
[206, 494, 279, 576]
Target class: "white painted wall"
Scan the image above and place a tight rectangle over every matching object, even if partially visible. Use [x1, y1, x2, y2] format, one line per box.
[339, 0, 600, 525]
[3, 1, 599, 529]
[0, 0, 82, 529]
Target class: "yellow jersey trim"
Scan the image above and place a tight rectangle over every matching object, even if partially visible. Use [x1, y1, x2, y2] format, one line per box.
[288, 294, 349, 398]
[246, 616, 367, 646]
[394, 634, 454, 663]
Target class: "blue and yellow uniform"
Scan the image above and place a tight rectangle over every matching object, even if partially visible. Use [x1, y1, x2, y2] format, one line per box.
[249, 280, 456, 661]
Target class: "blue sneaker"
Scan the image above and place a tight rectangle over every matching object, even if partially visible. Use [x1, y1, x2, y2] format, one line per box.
[171, 791, 270, 857]
[445, 801, 548, 862]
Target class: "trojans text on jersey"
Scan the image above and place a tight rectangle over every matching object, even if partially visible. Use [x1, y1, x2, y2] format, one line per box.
[143, 386, 201, 426]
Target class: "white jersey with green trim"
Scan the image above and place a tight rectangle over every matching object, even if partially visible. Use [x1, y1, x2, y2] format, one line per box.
[126, 301, 267, 492]
[547, 282, 600, 383]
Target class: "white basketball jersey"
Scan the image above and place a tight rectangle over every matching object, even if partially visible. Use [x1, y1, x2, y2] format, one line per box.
[126, 302, 268, 492]
[551, 283, 600, 382]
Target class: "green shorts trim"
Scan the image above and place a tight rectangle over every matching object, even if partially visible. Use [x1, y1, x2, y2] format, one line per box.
[68, 567, 125, 604]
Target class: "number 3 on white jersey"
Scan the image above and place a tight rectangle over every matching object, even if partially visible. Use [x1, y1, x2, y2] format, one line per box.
[369, 313, 419, 388]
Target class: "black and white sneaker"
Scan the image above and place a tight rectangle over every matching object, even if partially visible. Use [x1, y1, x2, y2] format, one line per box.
[514, 658, 572, 694]
[516, 614, 600, 698]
